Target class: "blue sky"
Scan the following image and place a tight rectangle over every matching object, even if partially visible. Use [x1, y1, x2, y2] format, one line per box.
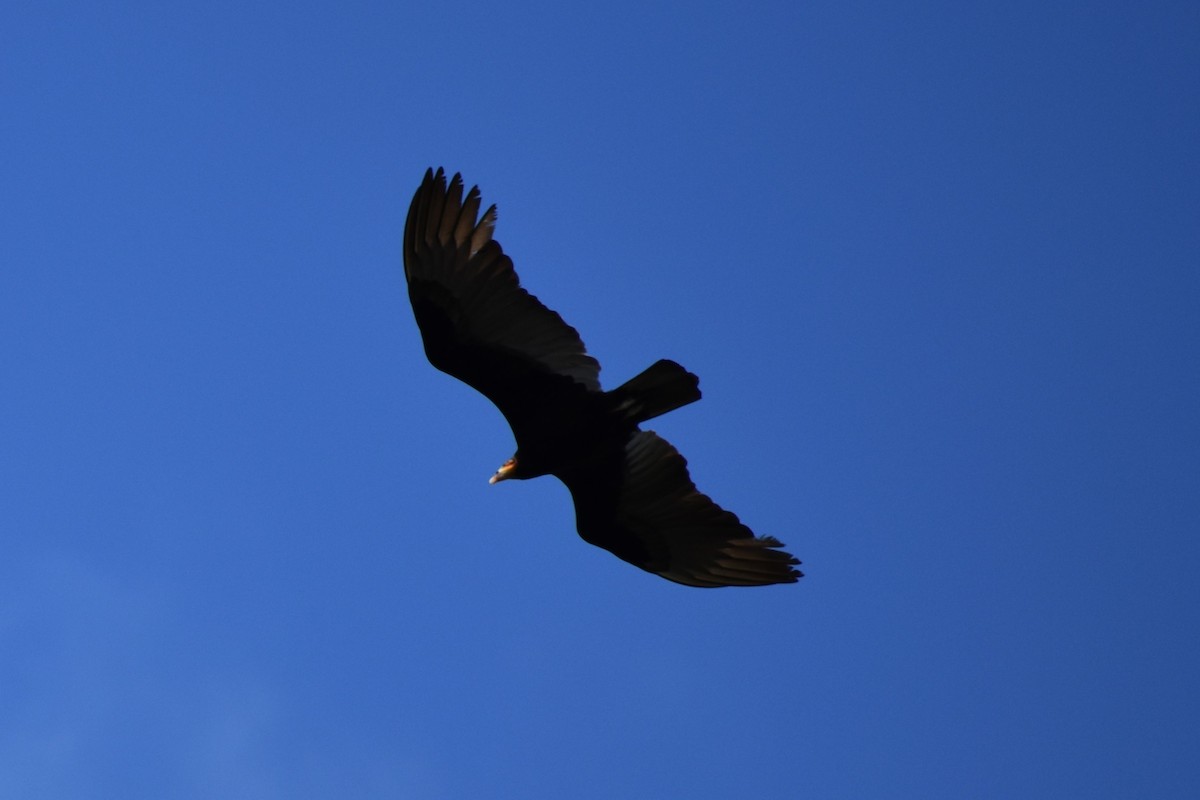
[2, 1, 1198, 797]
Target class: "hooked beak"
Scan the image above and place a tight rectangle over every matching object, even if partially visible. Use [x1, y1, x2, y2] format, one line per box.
[489, 458, 517, 485]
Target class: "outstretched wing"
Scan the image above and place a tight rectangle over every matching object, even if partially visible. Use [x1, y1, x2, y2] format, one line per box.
[562, 432, 802, 587]
[403, 168, 602, 434]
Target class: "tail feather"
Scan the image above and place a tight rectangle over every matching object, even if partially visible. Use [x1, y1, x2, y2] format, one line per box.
[612, 359, 701, 424]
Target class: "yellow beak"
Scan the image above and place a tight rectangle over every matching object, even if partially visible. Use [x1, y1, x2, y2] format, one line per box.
[489, 460, 516, 484]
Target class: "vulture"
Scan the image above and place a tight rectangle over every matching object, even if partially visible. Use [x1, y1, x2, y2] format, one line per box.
[402, 168, 802, 587]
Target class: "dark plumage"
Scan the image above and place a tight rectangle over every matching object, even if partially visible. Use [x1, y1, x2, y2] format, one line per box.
[402, 168, 802, 587]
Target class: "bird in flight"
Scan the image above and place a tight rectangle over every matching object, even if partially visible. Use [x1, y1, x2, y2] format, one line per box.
[402, 168, 801, 587]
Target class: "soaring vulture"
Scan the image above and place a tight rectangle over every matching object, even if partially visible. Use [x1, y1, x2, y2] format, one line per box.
[403, 168, 801, 587]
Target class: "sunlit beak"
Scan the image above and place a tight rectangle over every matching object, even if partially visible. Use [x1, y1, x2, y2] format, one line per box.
[489, 459, 516, 484]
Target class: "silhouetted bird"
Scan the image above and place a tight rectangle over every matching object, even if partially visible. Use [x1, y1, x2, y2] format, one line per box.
[403, 168, 801, 587]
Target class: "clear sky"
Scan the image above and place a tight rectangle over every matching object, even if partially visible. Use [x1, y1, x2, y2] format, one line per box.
[2, 1, 1197, 797]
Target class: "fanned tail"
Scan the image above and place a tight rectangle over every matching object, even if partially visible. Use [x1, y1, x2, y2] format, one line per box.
[611, 359, 701, 424]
